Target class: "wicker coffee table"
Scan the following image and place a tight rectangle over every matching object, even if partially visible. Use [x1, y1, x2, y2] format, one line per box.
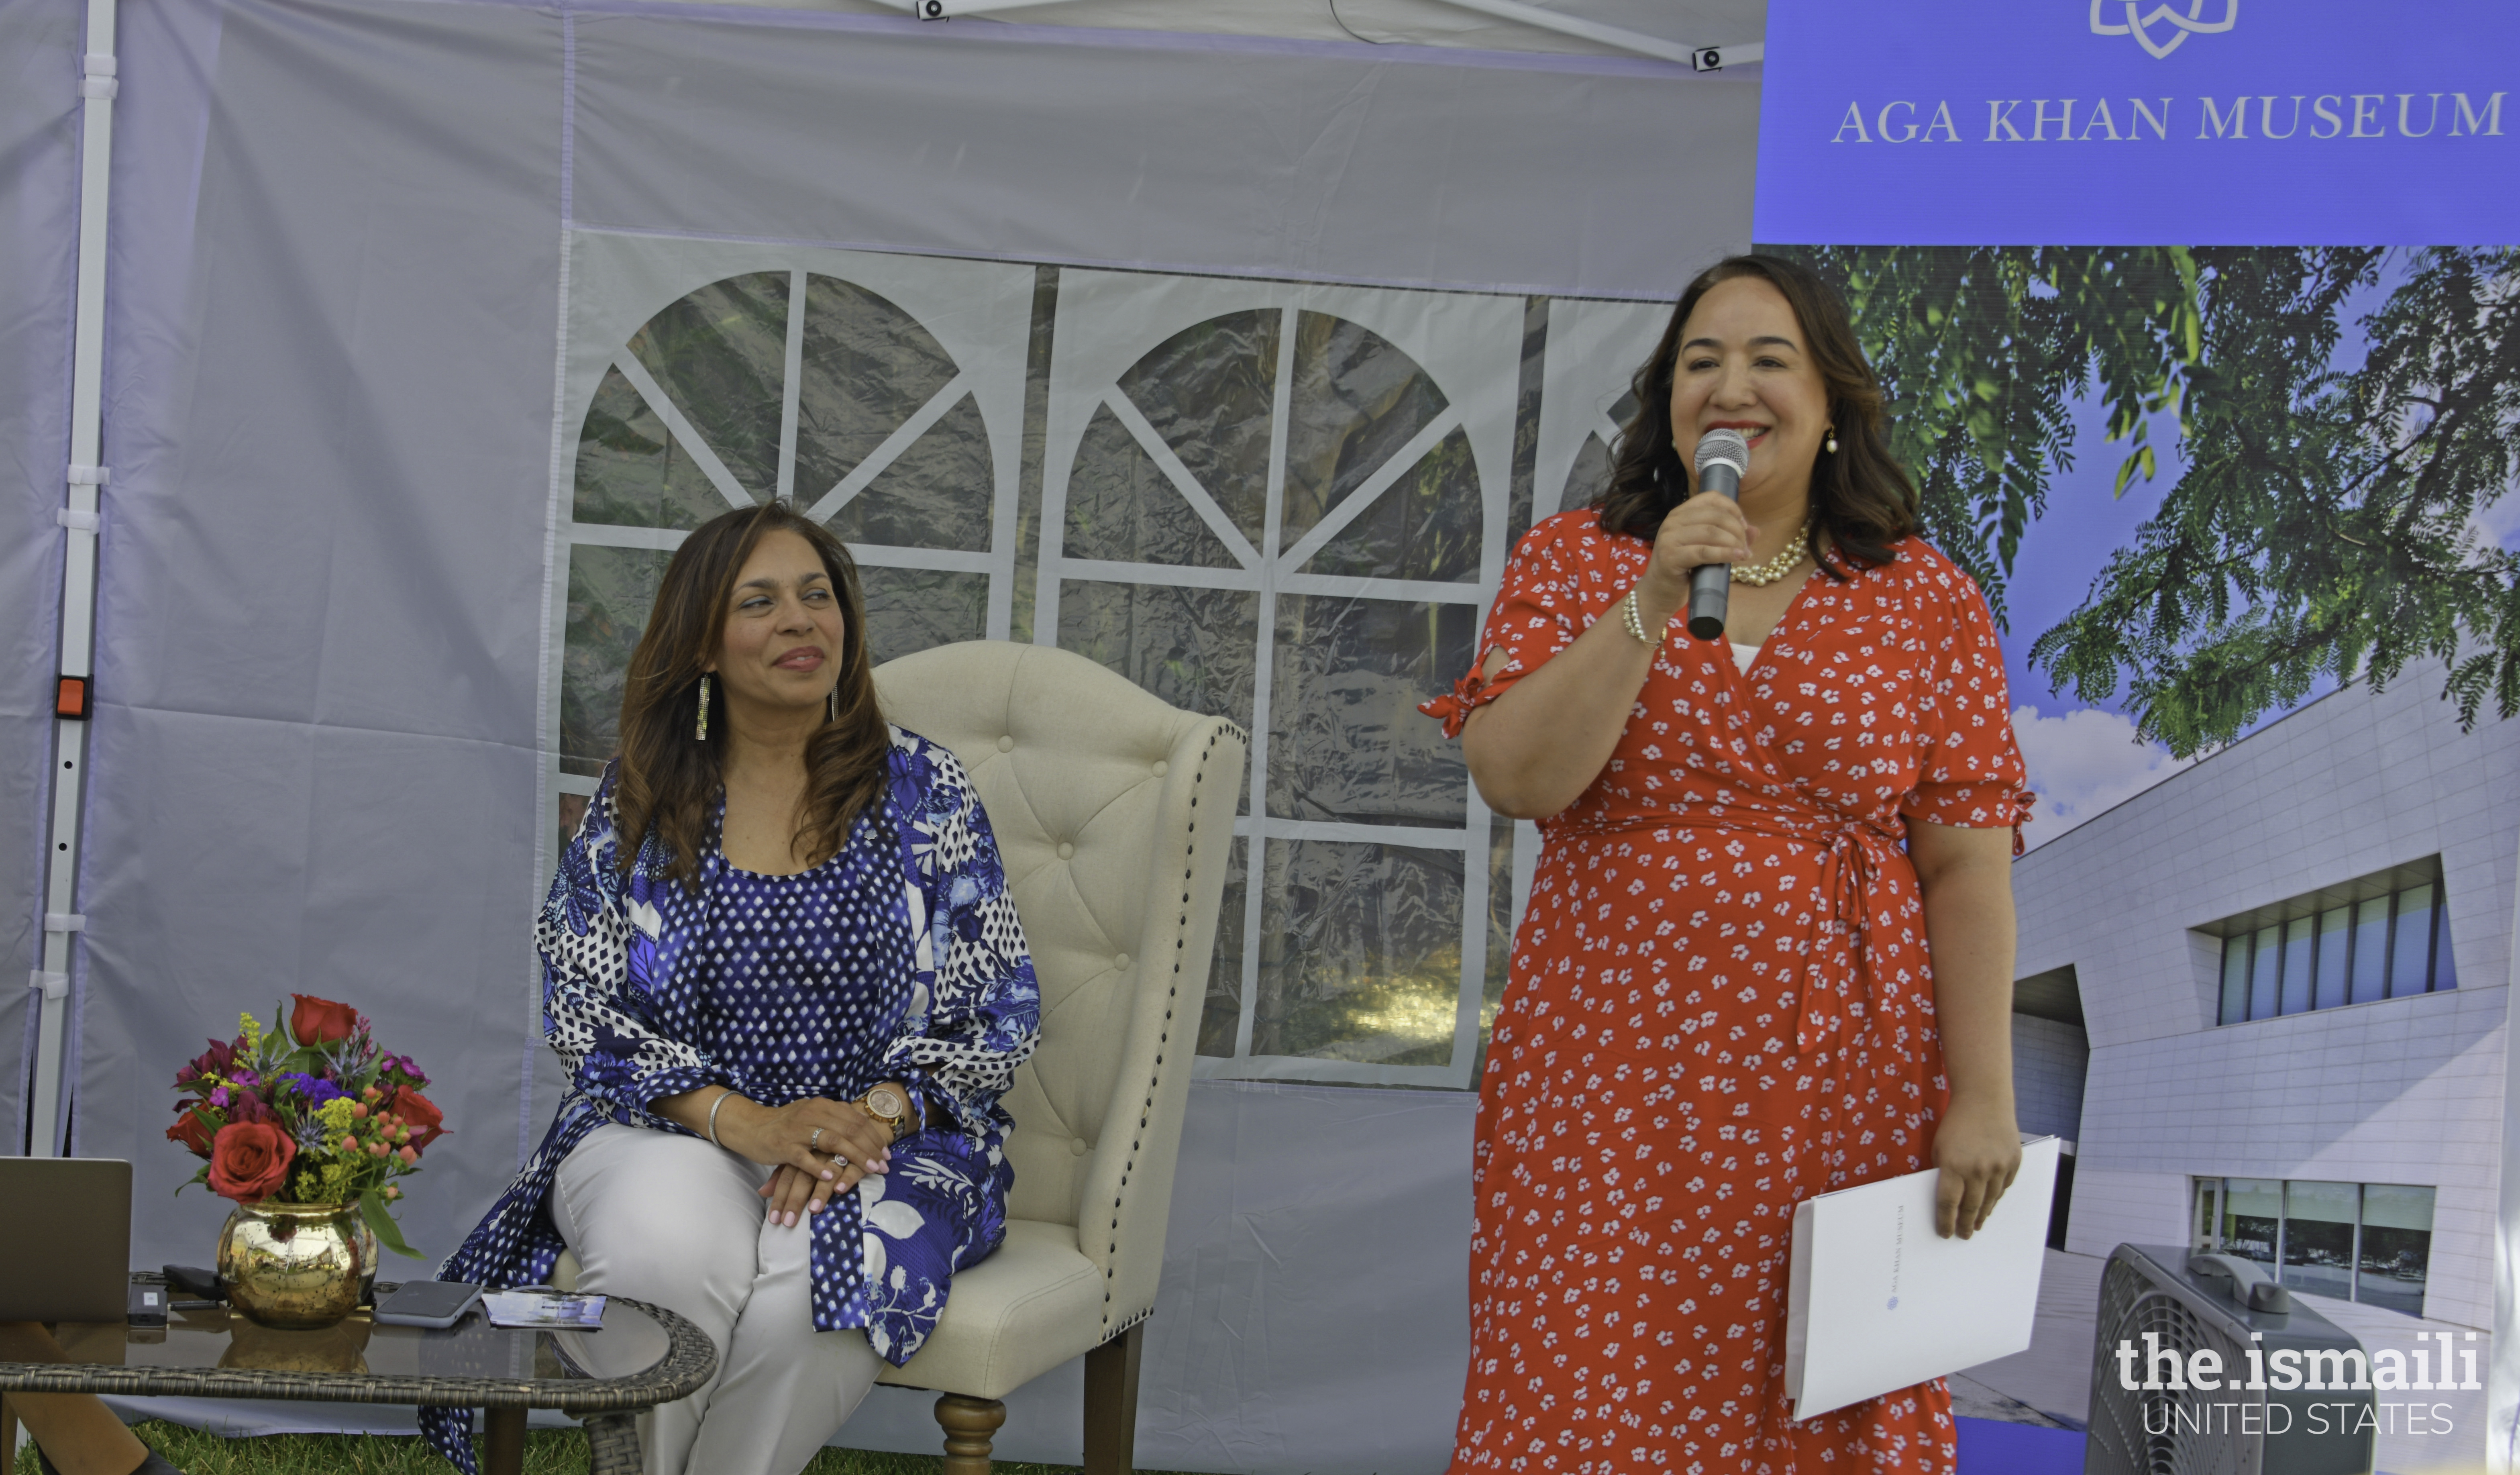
[0, 1285, 715, 1475]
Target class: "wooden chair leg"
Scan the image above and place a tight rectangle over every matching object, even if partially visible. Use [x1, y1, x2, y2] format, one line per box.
[935, 1393, 1005, 1475]
[1083, 1322, 1144, 1475]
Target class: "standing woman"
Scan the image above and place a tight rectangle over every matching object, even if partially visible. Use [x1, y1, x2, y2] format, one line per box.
[1423, 255, 2029, 1473]
[428, 503, 1039, 1475]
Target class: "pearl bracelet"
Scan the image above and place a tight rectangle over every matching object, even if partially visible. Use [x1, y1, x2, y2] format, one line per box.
[1619, 588, 1660, 647]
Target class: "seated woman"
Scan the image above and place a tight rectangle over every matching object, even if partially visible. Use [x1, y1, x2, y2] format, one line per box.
[1, 1323, 185, 1475]
[425, 503, 1040, 1475]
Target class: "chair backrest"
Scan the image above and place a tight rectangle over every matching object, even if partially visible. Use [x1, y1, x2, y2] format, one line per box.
[873, 641, 1244, 1335]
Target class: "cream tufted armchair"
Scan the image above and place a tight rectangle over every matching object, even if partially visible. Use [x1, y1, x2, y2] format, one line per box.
[865, 641, 1243, 1471]
[555, 642, 1241, 1472]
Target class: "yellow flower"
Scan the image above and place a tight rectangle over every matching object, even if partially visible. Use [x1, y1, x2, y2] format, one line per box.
[311, 1160, 361, 1204]
[238, 1013, 264, 1051]
[316, 1098, 357, 1133]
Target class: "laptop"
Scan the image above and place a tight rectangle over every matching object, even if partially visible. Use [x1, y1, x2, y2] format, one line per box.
[0, 1157, 132, 1322]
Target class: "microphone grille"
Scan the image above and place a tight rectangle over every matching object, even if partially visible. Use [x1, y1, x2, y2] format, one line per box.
[1694, 428, 1751, 477]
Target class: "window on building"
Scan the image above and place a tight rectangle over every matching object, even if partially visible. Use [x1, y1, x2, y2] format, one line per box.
[2192, 1177, 2436, 1316]
[2210, 858, 2457, 1026]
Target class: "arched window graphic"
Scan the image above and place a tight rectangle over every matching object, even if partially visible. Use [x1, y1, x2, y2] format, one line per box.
[542, 246, 1665, 1089]
[1038, 272, 1520, 1087]
[1533, 296, 1666, 523]
[551, 242, 1034, 845]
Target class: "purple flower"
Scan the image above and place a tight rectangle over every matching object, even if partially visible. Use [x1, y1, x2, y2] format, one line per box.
[279, 1073, 348, 1108]
[209, 1086, 231, 1108]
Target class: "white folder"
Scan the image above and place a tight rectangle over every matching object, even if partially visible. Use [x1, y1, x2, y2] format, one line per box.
[1783, 1136, 2061, 1419]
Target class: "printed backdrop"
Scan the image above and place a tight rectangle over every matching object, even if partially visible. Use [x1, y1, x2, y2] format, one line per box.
[1755, 3, 2519, 1472]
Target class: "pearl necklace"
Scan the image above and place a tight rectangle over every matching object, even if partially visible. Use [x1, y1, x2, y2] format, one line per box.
[1731, 517, 1816, 587]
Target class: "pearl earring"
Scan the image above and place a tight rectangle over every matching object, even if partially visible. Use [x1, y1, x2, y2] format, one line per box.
[695, 673, 711, 741]
[1824, 427, 1839, 455]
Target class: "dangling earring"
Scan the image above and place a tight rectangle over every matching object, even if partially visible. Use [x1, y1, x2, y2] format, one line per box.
[1824, 426, 1840, 455]
[826, 685, 838, 725]
[695, 673, 711, 741]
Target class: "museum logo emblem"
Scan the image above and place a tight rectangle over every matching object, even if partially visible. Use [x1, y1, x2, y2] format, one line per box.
[2090, 0, 2239, 59]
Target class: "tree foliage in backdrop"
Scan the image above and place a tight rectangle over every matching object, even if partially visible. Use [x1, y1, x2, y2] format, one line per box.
[1772, 245, 2520, 757]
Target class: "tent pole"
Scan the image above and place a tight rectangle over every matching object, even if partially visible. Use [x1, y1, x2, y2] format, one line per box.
[30, 0, 118, 1157]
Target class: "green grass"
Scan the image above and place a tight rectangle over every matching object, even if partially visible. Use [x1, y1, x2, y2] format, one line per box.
[12, 1423, 1187, 1475]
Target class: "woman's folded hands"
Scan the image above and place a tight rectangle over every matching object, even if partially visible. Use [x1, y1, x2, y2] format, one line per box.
[658, 1087, 901, 1227]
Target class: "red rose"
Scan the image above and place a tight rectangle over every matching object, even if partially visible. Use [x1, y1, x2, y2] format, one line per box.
[389, 1087, 446, 1153]
[165, 1105, 217, 1159]
[289, 995, 361, 1047]
[206, 1121, 296, 1202]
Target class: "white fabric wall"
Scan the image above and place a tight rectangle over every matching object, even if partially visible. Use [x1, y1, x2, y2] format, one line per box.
[80, 0, 568, 1262]
[558, 7, 1753, 296]
[0, 0, 82, 1153]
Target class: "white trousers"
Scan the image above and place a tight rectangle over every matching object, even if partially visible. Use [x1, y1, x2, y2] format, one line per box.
[553, 1123, 883, 1475]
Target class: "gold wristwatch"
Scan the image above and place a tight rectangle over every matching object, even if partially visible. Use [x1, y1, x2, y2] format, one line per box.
[859, 1084, 912, 1143]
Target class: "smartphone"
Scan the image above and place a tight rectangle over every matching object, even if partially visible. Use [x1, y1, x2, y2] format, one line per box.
[161, 1264, 223, 1302]
[372, 1280, 485, 1329]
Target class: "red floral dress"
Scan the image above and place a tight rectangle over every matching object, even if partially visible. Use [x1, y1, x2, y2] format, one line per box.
[1423, 511, 2031, 1475]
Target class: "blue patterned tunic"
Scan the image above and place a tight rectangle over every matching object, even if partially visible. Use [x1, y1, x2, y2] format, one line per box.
[423, 728, 1039, 1471]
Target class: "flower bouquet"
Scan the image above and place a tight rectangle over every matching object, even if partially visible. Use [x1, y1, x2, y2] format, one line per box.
[168, 994, 442, 1261]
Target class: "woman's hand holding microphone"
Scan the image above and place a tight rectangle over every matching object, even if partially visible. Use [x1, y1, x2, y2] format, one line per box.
[1637, 489, 1758, 633]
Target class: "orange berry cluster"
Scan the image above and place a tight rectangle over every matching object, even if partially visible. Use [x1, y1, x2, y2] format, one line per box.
[338, 1084, 422, 1177]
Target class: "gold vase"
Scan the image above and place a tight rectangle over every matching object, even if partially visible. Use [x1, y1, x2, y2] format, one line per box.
[217, 1201, 371, 1329]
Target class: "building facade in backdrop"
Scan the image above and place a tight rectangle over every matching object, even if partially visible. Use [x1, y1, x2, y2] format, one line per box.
[2009, 667, 2516, 1328]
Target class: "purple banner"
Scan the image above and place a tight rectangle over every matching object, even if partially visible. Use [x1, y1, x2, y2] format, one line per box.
[1755, 0, 2520, 245]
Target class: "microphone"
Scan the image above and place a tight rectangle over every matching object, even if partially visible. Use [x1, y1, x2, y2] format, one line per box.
[1685, 428, 1751, 641]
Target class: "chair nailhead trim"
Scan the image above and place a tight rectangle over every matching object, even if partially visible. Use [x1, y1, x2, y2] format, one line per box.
[1103, 721, 1241, 1298]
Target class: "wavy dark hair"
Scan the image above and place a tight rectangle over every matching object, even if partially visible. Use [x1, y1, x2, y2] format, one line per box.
[1596, 253, 1918, 577]
[612, 502, 889, 887]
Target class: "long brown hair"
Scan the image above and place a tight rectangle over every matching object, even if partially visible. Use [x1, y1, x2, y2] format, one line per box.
[1596, 253, 1918, 576]
[612, 502, 889, 887]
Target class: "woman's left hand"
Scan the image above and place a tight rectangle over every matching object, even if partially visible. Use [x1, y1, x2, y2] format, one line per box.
[760, 1161, 847, 1227]
[1932, 1093, 2022, 1239]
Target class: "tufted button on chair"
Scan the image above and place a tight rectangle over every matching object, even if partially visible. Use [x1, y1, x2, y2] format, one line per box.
[868, 642, 1242, 1474]
[552, 642, 1240, 1473]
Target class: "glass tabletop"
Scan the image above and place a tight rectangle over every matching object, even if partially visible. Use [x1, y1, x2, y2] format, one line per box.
[23, 1293, 673, 1392]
